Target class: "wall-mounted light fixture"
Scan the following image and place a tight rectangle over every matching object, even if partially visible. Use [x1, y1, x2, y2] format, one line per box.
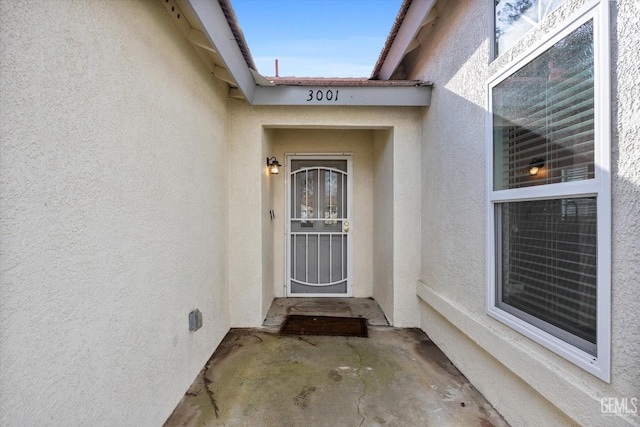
[529, 158, 545, 176]
[266, 157, 281, 174]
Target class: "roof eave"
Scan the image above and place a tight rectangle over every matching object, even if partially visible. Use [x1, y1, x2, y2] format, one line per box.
[371, 0, 437, 80]
[185, 0, 432, 106]
[249, 84, 431, 106]
[186, 0, 258, 101]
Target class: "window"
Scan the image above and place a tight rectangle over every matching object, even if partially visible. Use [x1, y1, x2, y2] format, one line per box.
[494, 0, 565, 57]
[487, 1, 610, 381]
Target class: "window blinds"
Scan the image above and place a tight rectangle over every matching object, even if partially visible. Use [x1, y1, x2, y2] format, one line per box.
[499, 198, 597, 353]
[492, 20, 598, 355]
[493, 20, 595, 191]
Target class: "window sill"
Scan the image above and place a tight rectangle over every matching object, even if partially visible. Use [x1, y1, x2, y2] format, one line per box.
[416, 280, 610, 423]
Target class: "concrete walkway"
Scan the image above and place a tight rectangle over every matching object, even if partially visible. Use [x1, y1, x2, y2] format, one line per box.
[164, 299, 508, 427]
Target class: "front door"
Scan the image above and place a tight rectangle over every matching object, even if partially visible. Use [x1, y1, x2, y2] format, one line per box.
[286, 155, 352, 297]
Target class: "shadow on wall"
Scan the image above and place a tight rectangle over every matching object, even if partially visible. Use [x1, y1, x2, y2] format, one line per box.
[419, 0, 639, 413]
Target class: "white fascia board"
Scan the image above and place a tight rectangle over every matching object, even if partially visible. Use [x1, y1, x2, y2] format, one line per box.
[187, 0, 256, 101]
[377, 0, 436, 80]
[251, 85, 431, 106]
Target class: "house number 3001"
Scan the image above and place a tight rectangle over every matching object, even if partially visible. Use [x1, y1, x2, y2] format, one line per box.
[306, 89, 339, 102]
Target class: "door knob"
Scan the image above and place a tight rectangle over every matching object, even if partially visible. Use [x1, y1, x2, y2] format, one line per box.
[343, 221, 350, 232]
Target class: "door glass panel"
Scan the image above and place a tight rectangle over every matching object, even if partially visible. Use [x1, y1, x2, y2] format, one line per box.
[325, 171, 338, 225]
[293, 169, 316, 227]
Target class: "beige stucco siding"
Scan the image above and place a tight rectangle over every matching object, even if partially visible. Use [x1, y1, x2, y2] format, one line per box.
[0, 1, 231, 424]
[228, 102, 422, 327]
[2, 0, 636, 425]
[271, 128, 375, 299]
[412, 0, 640, 425]
[372, 129, 395, 323]
[609, 0, 640, 413]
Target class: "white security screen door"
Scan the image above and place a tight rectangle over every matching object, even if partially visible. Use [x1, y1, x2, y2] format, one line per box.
[286, 155, 353, 297]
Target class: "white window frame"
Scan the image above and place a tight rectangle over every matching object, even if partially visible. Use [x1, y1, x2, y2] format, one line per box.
[486, 0, 611, 381]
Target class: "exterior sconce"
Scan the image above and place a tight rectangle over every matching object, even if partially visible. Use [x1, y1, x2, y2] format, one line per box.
[529, 158, 545, 176]
[266, 157, 281, 174]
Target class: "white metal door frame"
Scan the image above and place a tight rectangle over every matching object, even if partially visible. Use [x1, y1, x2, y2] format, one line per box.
[285, 153, 353, 297]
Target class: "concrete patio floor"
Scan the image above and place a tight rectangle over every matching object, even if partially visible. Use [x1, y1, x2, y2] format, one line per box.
[164, 299, 508, 426]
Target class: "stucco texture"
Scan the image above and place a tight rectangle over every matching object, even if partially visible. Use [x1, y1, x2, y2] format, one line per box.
[609, 0, 640, 407]
[0, 1, 230, 424]
[271, 128, 375, 298]
[413, 0, 639, 426]
[227, 102, 422, 327]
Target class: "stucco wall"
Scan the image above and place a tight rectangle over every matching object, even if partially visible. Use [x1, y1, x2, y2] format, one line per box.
[373, 130, 394, 323]
[609, 0, 640, 415]
[262, 129, 276, 319]
[271, 128, 375, 299]
[412, 0, 640, 425]
[0, 1, 231, 425]
[228, 102, 422, 327]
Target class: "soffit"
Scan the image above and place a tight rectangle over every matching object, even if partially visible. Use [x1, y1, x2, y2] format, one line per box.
[371, 0, 440, 80]
[162, 0, 432, 106]
[162, 0, 239, 87]
[266, 78, 428, 87]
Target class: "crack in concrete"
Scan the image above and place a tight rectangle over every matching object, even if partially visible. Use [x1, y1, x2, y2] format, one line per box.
[290, 301, 308, 314]
[202, 361, 220, 418]
[245, 333, 263, 343]
[298, 336, 318, 347]
[346, 337, 367, 427]
[232, 333, 263, 349]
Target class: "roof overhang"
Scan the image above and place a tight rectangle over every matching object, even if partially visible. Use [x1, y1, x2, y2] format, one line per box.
[186, 0, 257, 101]
[249, 85, 431, 106]
[371, 0, 438, 80]
[173, 0, 431, 107]
[241, 78, 431, 106]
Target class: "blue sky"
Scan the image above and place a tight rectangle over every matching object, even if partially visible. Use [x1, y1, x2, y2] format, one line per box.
[231, 0, 403, 78]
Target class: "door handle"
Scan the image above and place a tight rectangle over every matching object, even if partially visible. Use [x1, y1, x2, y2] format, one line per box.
[343, 221, 350, 232]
